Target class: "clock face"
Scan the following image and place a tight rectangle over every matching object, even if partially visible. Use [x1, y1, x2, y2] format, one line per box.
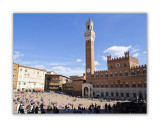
[116, 63, 120, 68]
[87, 68, 90, 73]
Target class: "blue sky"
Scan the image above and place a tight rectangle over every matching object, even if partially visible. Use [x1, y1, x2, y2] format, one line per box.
[13, 13, 147, 77]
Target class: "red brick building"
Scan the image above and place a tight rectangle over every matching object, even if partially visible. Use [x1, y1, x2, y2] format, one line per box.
[82, 19, 147, 100]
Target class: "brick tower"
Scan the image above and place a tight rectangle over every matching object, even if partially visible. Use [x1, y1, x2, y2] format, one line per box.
[85, 18, 95, 79]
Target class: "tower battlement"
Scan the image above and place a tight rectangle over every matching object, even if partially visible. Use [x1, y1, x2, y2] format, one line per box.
[107, 51, 130, 62]
[130, 64, 147, 69]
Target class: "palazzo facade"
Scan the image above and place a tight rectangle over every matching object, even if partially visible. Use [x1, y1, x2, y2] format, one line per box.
[82, 19, 147, 100]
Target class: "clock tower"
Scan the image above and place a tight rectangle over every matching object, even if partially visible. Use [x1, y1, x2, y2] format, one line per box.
[85, 18, 95, 78]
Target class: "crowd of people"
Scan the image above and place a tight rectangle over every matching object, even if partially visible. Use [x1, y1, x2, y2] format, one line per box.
[13, 92, 146, 114]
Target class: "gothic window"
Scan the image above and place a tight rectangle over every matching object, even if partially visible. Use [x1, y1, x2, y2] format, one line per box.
[143, 70, 146, 74]
[133, 93, 136, 98]
[125, 72, 128, 76]
[106, 92, 108, 96]
[96, 74, 99, 78]
[126, 93, 129, 97]
[105, 74, 108, 78]
[144, 82, 147, 88]
[125, 83, 129, 88]
[101, 92, 104, 97]
[119, 72, 123, 76]
[132, 83, 136, 88]
[110, 73, 113, 77]
[120, 84, 123, 88]
[96, 85, 99, 88]
[105, 84, 108, 88]
[121, 93, 124, 97]
[111, 84, 114, 88]
[115, 72, 118, 77]
[116, 92, 119, 97]
[111, 92, 114, 97]
[101, 84, 103, 88]
[138, 83, 142, 88]
[101, 74, 103, 78]
[131, 72, 135, 75]
[115, 84, 118, 88]
[124, 63, 127, 67]
[137, 70, 141, 75]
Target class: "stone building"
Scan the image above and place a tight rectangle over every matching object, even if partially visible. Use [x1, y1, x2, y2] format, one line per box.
[16, 64, 46, 92]
[13, 62, 19, 91]
[72, 79, 86, 96]
[82, 19, 147, 100]
[45, 72, 68, 91]
[62, 80, 73, 95]
[61, 75, 86, 96]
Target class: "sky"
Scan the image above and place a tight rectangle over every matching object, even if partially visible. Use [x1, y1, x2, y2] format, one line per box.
[13, 13, 147, 77]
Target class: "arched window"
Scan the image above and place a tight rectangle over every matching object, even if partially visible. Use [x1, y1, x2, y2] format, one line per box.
[105, 73, 108, 78]
[115, 83, 118, 88]
[96, 84, 99, 88]
[111, 84, 114, 88]
[132, 83, 136, 88]
[105, 83, 108, 88]
[131, 71, 135, 75]
[119, 72, 123, 76]
[125, 83, 129, 88]
[111, 92, 114, 97]
[101, 92, 104, 97]
[96, 74, 99, 78]
[125, 71, 128, 76]
[126, 93, 129, 97]
[110, 73, 113, 77]
[120, 83, 123, 88]
[116, 92, 119, 97]
[133, 93, 136, 98]
[101, 84, 103, 88]
[115, 72, 118, 77]
[138, 82, 142, 88]
[144, 82, 147, 88]
[143, 69, 146, 74]
[106, 92, 108, 96]
[121, 93, 124, 97]
[137, 70, 141, 75]
[101, 74, 103, 78]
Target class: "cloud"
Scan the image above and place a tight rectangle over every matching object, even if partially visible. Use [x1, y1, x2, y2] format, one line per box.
[52, 66, 85, 76]
[33, 64, 45, 69]
[143, 51, 146, 54]
[103, 46, 132, 57]
[95, 61, 100, 66]
[131, 48, 140, 53]
[47, 62, 70, 66]
[132, 53, 139, 57]
[76, 59, 82, 62]
[13, 51, 24, 60]
[101, 56, 107, 61]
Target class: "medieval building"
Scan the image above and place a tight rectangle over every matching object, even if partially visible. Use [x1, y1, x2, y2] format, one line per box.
[82, 19, 147, 101]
